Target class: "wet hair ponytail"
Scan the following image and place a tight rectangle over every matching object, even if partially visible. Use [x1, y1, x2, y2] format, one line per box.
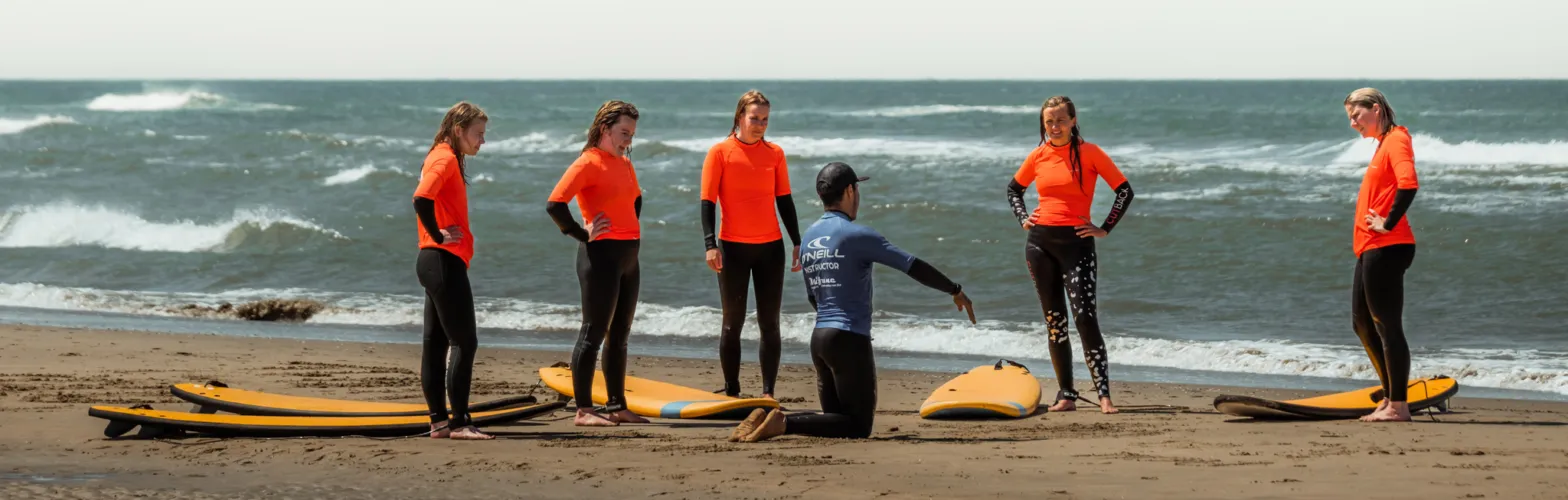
[583, 100, 641, 153]
[730, 90, 772, 143]
[1344, 88, 1398, 138]
[430, 101, 488, 185]
[1040, 95, 1085, 193]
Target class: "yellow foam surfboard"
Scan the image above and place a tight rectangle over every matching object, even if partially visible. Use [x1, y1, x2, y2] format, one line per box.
[538, 366, 777, 419]
[920, 360, 1042, 419]
[171, 382, 537, 417]
[89, 400, 564, 438]
[1214, 375, 1458, 419]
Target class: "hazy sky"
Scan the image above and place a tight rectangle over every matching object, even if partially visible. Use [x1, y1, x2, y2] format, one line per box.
[4, 0, 1563, 80]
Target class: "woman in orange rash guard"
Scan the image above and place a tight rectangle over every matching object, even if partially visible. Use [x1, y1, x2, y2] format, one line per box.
[545, 100, 649, 427]
[1343, 88, 1420, 423]
[1005, 96, 1135, 415]
[700, 90, 802, 399]
[411, 101, 491, 440]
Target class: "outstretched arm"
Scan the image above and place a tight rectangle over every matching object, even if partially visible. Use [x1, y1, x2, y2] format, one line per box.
[905, 258, 975, 324]
[862, 232, 975, 323]
[905, 258, 961, 295]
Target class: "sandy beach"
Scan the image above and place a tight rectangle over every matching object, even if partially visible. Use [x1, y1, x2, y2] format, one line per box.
[1, 323, 1564, 499]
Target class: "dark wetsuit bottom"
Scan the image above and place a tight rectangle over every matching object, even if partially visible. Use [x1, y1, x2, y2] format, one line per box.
[784, 327, 876, 439]
[571, 239, 640, 412]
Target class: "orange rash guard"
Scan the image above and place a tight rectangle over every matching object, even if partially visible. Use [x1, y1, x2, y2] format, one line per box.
[548, 148, 643, 241]
[414, 143, 474, 266]
[1353, 126, 1419, 256]
[701, 136, 792, 244]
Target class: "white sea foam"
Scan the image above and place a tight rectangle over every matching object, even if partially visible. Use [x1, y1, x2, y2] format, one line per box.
[0, 203, 347, 252]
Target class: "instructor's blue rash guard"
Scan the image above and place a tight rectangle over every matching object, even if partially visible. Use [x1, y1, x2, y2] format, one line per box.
[800, 211, 959, 337]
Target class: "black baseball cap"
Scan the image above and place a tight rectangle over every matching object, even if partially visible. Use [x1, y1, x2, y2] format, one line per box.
[815, 162, 870, 200]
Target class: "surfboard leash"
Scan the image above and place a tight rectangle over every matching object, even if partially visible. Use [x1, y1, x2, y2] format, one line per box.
[1411, 378, 1447, 422]
[1059, 393, 1193, 413]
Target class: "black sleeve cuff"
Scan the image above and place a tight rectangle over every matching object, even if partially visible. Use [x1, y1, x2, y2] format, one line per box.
[546, 201, 589, 243]
[907, 258, 961, 295]
[1007, 180, 1030, 227]
[414, 197, 443, 244]
[1384, 188, 1418, 230]
[700, 200, 718, 250]
[1100, 181, 1134, 234]
[776, 194, 802, 247]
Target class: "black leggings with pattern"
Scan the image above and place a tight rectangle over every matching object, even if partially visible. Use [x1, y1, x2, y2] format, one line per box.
[1025, 226, 1111, 400]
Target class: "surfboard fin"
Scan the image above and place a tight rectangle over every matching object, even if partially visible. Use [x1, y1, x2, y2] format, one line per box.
[103, 419, 137, 438]
[103, 404, 169, 438]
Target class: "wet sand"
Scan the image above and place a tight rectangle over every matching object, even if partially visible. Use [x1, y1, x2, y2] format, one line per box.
[2, 324, 1565, 499]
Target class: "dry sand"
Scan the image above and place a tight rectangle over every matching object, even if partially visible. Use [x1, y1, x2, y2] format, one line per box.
[1, 324, 1564, 499]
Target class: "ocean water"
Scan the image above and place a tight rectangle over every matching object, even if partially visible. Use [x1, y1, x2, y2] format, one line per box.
[1, 80, 1564, 400]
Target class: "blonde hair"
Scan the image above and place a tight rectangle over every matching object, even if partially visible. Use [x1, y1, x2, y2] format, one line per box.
[1344, 88, 1398, 137]
[730, 90, 771, 140]
[430, 101, 488, 184]
[583, 100, 640, 153]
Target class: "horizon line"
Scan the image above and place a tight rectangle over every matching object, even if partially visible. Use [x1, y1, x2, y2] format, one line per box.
[3, 77, 1567, 83]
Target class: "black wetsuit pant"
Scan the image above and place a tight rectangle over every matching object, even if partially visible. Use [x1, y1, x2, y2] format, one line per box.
[784, 327, 876, 439]
[1352, 244, 1415, 402]
[571, 239, 640, 412]
[716, 239, 786, 397]
[416, 248, 478, 428]
[1025, 226, 1111, 400]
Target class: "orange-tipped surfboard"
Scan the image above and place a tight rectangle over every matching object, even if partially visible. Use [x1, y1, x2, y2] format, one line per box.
[170, 382, 538, 417]
[1213, 375, 1458, 420]
[919, 360, 1042, 419]
[538, 366, 776, 420]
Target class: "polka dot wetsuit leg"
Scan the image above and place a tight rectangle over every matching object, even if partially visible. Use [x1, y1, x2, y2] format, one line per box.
[1025, 226, 1112, 401]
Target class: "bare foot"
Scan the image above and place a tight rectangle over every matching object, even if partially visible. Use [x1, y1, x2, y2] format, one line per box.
[1099, 396, 1119, 415]
[741, 409, 786, 443]
[730, 408, 767, 442]
[1362, 401, 1412, 422]
[574, 409, 618, 427]
[607, 409, 649, 424]
[449, 426, 494, 440]
[429, 421, 451, 439]
[1360, 399, 1393, 421]
[1048, 399, 1076, 412]
[762, 393, 775, 400]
